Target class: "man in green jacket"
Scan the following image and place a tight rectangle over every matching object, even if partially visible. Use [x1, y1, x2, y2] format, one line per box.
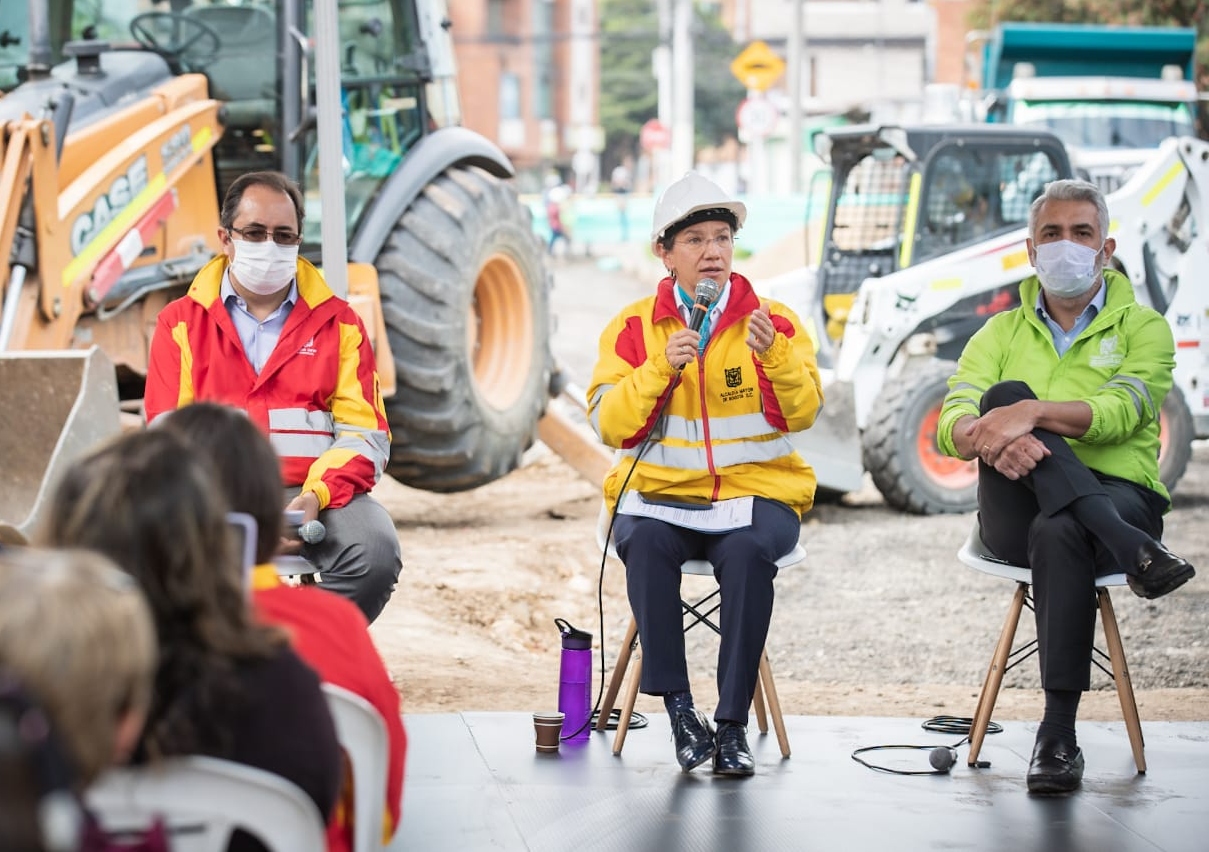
[938, 178, 1195, 795]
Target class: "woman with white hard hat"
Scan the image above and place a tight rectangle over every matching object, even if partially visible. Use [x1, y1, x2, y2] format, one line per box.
[587, 172, 823, 777]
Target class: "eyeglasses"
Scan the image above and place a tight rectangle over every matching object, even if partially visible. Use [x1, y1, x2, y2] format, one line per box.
[675, 233, 734, 251]
[228, 225, 304, 246]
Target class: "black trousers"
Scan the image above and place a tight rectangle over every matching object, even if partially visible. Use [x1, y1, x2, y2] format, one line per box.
[613, 497, 800, 724]
[976, 381, 1166, 690]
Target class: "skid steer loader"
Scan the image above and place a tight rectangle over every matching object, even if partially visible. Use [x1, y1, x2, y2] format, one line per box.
[0, 0, 555, 541]
[760, 124, 1206, 514]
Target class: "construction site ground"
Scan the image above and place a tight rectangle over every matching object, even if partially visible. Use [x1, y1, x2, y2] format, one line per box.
[368, 250, 1209, 725]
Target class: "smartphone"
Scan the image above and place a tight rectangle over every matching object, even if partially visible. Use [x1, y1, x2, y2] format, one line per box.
[226, 511, 258, 581]
[639, 492, 713, 511]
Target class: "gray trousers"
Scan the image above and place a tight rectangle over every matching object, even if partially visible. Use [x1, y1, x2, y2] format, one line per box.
[286, 486, 402, 623]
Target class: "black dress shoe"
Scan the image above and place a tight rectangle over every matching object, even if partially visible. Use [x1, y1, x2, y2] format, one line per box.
[1027, 736, 1084, 794]
[1129, 540, 1195, 600]
[712, 722, 755, 777]
[670, 708, 715, 772]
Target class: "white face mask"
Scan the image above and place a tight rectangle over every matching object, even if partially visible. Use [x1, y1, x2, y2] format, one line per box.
[1033, 239, 1102, 299]
[230, 239, 299, 296]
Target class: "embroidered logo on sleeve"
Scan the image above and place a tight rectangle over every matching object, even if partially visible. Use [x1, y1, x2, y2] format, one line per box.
[1089, 335, 1123, 368]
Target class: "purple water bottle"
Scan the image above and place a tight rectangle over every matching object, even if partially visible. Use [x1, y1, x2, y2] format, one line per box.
[555, 618, 592, 741]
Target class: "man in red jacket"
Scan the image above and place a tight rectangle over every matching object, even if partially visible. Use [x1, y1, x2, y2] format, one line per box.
[145, 171, 401, 622]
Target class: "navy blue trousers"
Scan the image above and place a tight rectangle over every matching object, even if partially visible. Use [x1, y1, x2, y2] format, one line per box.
[613, 497, 800, 724]
[976, 381, 1166, 690]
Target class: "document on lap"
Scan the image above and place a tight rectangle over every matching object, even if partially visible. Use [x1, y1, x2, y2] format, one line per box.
[619, 492, 754, 532]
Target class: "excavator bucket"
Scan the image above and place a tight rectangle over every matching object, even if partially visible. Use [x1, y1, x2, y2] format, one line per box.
[0, 348, 121, 545]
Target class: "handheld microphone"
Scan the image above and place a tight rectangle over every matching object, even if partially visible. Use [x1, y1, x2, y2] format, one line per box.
[298, 520, 326, 544]
[687, 278, 721, 334]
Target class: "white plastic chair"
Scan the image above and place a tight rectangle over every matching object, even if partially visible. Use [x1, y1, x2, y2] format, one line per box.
[86, 755, 328, 852]
[594, 502, 806, 757]
[323, 683, 391, 852]
[958, 524, 1145, 772]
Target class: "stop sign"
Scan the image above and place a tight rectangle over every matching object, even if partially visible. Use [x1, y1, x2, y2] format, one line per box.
[639, 118, 671, 151]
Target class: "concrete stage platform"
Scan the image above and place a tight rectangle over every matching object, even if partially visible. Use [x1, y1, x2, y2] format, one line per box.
[393, 712, 1209, 852]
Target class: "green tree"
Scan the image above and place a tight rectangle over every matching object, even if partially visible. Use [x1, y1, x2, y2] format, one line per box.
[598, 0, 747, 175]
[968, 0, 1209, 126]
[598, 0, 660, 172]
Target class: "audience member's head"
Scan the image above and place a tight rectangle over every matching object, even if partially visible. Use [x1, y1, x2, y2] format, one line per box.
[0, 547, 155, 787]
[160, 402, 284, 566]
[0, 547, 156, 852]
[35, 429, 283, 759]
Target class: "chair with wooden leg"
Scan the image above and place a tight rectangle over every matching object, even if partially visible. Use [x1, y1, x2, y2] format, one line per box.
[958, 525, 1146, 773]
[594, 506, 805, 758]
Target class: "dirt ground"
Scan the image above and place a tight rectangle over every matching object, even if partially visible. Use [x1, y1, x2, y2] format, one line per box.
[368, 437, 1209, 725]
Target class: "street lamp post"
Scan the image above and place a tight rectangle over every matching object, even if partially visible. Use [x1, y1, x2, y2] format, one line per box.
[671, 0, 694, 178]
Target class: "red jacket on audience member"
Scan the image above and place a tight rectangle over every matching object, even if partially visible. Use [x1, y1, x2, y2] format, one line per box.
[250, 564, 406, 852]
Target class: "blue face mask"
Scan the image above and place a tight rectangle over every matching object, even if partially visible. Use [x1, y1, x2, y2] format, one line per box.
[1033, 239, 1102, 298]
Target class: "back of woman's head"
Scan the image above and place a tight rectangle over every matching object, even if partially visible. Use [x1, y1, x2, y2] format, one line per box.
[37, 430, 241, 636]
[160, 402, 284, 566]
[0, 547, 155, 786]
[34, 429, 282, 757]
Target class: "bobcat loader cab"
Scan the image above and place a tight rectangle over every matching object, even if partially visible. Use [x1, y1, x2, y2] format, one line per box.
[0, 0, 553, 541]
[763, 125, 1203, 513]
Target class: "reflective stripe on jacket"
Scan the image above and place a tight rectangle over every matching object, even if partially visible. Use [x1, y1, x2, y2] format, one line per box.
[938, 269, 1173, 503]
[587, 273, 823, 517]
[144, 255, 391, 509]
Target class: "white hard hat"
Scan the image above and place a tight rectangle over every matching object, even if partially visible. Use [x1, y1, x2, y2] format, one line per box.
[650, 172, 747, 243]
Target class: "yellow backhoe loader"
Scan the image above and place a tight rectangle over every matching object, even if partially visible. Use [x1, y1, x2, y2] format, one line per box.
[1, 0, 570, 541]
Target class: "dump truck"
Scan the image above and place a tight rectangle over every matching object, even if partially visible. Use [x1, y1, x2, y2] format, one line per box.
[759, 124, 1207, 513]
[969, 23, 1200, 194]
[0, 0, 555, 543]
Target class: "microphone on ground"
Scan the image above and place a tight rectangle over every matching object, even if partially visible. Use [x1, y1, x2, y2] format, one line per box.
[929, 746, 957, 772]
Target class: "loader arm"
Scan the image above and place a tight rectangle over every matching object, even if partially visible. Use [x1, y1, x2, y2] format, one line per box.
[2, 73, 223, 355]
[0, 118, 46, 352]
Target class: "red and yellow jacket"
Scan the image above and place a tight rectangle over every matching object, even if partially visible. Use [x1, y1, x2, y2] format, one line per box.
[587, 273, 823, 517]
[144, 256, 390, 509]
[250, 564, 406, 852]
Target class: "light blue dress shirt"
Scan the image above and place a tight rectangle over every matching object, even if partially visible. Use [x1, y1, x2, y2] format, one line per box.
[1035, 279, 1107, 358]
[221, 271, 298, 374]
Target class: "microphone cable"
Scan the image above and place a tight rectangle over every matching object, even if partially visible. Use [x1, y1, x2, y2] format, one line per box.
[850, 715, 1002, 776]
[564, 366, 684, 742]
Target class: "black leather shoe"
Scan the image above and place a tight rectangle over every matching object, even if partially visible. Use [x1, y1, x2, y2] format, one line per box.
[670, 709, 715, 772]
[1129, 541, 1195, 600]
[712, 722, 755, 777]
[1026, 736, 1084, 794]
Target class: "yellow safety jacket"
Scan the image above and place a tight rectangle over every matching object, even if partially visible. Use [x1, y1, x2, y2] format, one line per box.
[588, 273, 823, 517]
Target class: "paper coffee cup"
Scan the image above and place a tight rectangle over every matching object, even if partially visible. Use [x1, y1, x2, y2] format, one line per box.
[533, 711, 565, 752]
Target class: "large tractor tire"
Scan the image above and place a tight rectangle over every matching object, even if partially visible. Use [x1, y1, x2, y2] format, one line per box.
[1158, 387, 1194, 496]
[862, 360, 977, 514]
[375, 165, 552, 492]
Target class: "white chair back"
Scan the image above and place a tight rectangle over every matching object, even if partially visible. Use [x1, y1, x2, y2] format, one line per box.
[86, 756, 327, 852]
[323, 683, 390, 852]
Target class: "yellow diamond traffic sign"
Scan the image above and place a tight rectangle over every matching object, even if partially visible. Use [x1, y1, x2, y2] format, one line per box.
[730, 40, 786, 92]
